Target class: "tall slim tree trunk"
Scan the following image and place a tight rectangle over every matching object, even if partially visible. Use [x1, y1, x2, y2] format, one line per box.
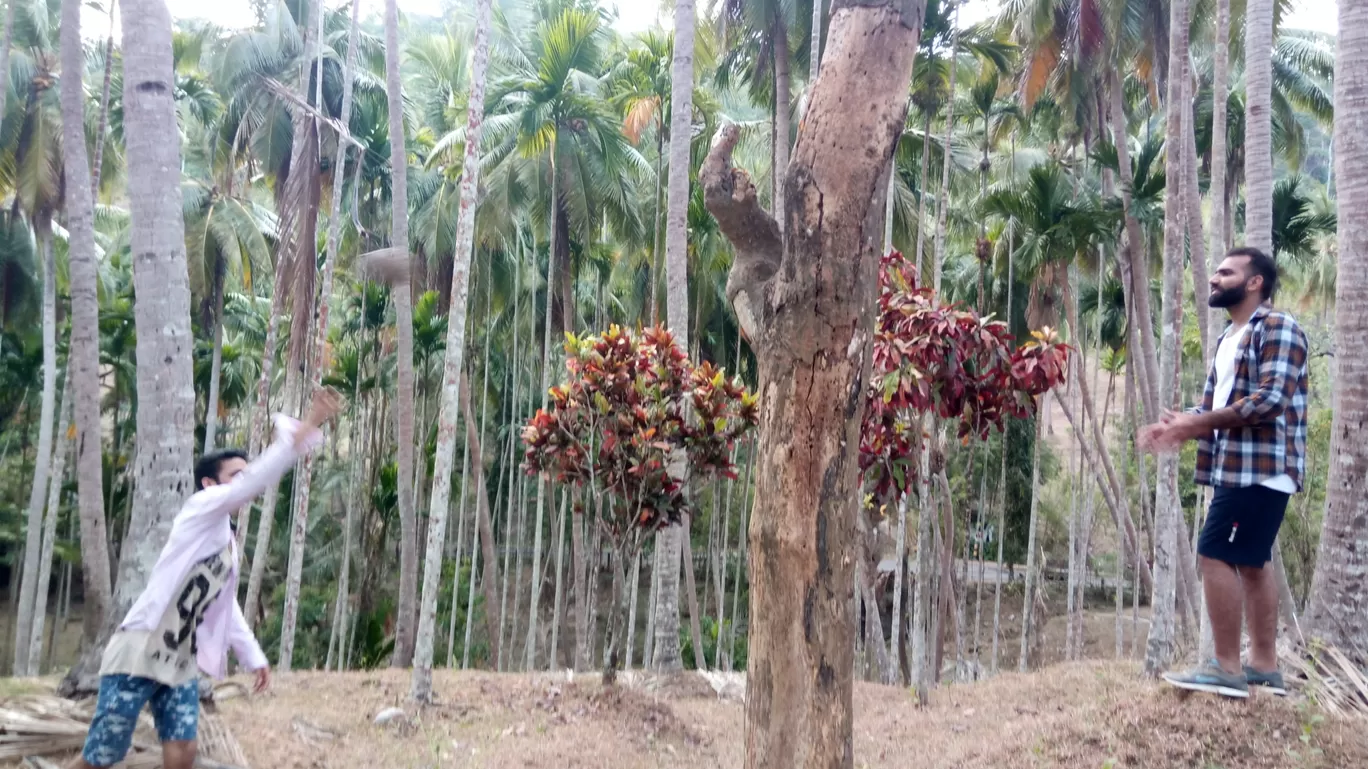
[461, 367, 502, 665]
[1144, 0, 1190, 675]
[1018, 407, 1045, 672]
[913, 110, 933, 270]
[90, 0, 116, 195]
[203, 261, 227, 454]
[680, 515, 708, 669]
[1110, 83, 1161, 419]
[1208, 0, 1231, 349]
[16, 221, 58, 678]
[930, 9, 958, 291]
[61, 0, 194, 695]
[29, 380, 71, 674]
[990, 199, 1015, 676]
[700, 1, 925, 761]
[772, 11, 791, 229]
[60, 0, 112, 650]
[0, 0, 16, 127]
[1242, 0, 1275, 254]
[412, 0, 490, 697]
[1305, 0, 1368, 656]
[1182, 60, 1210, 366]
[809, 0, 822, 85]
[651, 0, 698, 674]
[384, 0, 420, 668]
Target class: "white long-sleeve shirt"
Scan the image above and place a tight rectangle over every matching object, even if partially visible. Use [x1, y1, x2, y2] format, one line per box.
[104, 415, 322, 681]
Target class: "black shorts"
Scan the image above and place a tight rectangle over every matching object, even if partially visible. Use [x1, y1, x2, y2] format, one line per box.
[1197, 485, 1291, 568]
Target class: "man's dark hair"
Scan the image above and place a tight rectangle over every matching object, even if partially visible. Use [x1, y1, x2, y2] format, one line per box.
[1226, 246, 1279, 301]
[195, 449, 248, 491]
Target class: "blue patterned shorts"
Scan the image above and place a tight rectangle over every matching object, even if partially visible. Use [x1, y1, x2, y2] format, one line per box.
[81, 674, 200, 766]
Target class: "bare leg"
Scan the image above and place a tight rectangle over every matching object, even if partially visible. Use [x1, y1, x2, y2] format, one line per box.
[1241, 561, 1280, 672]
[162, 740, 197, 769]
[1200, 555, 1244, 674]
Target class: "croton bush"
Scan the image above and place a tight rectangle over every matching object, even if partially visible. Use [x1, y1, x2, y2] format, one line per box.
[522, 325, 759, 543]
[859, 250, 1071, 504]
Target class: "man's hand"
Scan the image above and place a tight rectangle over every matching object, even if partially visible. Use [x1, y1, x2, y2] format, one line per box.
[253, 666, 271, 695]
[1138, 410, 1202, 454]
[296, 387, 346, 448]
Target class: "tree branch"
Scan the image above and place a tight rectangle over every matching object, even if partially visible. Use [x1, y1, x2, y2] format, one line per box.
[701, 123, 782, 341]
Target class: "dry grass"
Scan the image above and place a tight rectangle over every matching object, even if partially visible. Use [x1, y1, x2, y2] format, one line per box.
[5, 631, 1365, 769]
[166, 659, 1365, 769]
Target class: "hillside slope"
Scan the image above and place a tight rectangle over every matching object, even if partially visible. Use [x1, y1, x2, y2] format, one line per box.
[208, 660, 1365, 769]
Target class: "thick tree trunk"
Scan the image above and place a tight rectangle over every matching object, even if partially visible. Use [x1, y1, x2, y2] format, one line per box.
[61, 0, 194, 695]
[60, 0, 112, 647]
[701, 2, 924, 762]
[384, 0, 420, 668]
[1144, 0, 1189, 675]
[1242, 0, 1275, 254]
[1305, 0, 1368, 657]
[412, 0, 490, 697]
[15, 222, 57, 677]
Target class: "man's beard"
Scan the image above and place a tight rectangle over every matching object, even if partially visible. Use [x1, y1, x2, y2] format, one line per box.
[1208, 283, 1248, 308]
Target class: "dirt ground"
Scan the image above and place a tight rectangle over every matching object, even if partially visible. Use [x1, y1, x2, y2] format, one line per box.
[203, 656, 1367, 769]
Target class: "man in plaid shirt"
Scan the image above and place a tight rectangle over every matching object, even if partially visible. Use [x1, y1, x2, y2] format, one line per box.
[1140, 247, 1309, 699]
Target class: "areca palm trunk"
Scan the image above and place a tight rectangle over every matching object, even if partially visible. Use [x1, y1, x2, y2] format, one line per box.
[1243, 0, 1275, 254]
[204, 260, 227, 453]
[1144, 0, 1190, 675]
[15, 219, 58, 678]
[90, 0, 116, 195]
[1208, 0, 1231, 336]
[1017, 407, 1045, 672]
[412, 0, 490, 696]
[1182, 61, 1210, 366]
[62, 0, 194, 695]
[60, 0, 112, 649]
[650, 0, 697, 674]
[384, 0, 421, 668]
[1305, 0, 1368, 656]
[772, 11, 790, 227]
[28, 379, 70, 674]
[1109, 83, 1160, 420]
[460, 366, 501, 667]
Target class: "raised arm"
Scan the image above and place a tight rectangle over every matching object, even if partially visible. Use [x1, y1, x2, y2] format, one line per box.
[186, 389, 345, 519]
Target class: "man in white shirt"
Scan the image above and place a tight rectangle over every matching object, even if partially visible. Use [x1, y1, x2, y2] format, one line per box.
[74, 389, 343, 769]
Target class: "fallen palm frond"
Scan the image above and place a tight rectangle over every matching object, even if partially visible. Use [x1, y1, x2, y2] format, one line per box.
[1280, 641, 1368, 718]
[0, 691, 250, 768]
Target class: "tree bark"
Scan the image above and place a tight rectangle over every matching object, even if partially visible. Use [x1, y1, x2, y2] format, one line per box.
[412, 0, 490, 697]
[1144, 0, 1190, 675]
[680, 515, 707, 669]
[15, 221, 57, 678]
[384, 0, 420, 668]
[1242, 0, 1275, 254]
[59, 0, 113, 651]
[701, 2, 924, 762]
[1305, 0, 1368, 657]
[62, 0, 195, 695]
[1182, 59, 1210, 367]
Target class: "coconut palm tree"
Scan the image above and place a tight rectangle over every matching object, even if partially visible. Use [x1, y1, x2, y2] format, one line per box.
[60, 0, 195, 697]
[59, 0, 113, 650]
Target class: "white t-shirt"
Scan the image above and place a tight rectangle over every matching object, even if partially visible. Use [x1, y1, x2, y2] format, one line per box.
[1212, 324, 1297, 494]
[100, 546, 233, 686]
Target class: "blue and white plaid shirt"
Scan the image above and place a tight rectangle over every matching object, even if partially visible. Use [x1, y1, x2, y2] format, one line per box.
[1193, 306, 1309, 491]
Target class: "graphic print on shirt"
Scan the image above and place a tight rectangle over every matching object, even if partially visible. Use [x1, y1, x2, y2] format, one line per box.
[146, 548, 230, 678]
